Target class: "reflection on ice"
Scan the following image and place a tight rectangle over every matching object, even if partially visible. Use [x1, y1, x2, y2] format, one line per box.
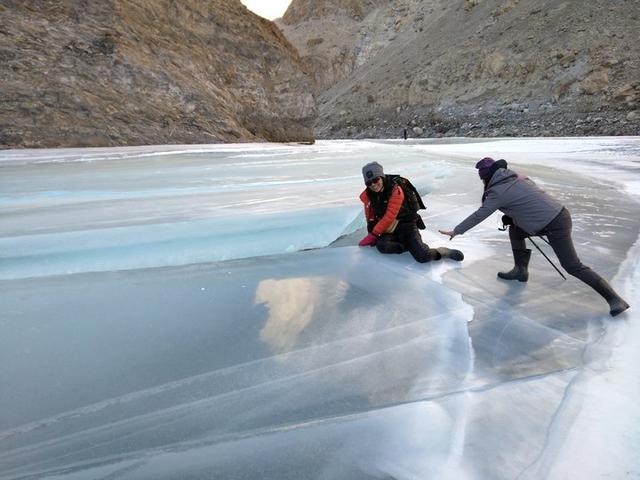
[1, 138, 639, 479]
[257, 277, 348, 353]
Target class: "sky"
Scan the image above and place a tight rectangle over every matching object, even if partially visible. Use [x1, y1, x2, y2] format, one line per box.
[240, 0, 293, 20]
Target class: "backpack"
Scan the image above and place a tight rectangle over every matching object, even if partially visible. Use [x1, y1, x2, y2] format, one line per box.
[389, 174, 426, 212]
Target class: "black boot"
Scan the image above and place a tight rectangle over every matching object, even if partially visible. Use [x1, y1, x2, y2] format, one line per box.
[431, 249, 442, 261]
[591, 278, 630, 317]
[497, 249, 531, 282]
[436, 247, 464, 261]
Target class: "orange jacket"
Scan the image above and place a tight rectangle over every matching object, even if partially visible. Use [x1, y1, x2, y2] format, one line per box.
[359, 185, 405, 237]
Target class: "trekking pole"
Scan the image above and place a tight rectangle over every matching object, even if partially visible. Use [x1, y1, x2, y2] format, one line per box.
[537, 235, 553, 248]
[499, 216, 565, 280]
[527, 236, 566, 280]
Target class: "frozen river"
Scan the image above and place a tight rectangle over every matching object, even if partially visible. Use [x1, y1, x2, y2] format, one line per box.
[1, 138, 639, 479]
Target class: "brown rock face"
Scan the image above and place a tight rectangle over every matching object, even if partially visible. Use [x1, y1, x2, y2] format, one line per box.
[0, 0, 316, 148]
[280, 0, 640, 138]
[277, 0, 390, 94]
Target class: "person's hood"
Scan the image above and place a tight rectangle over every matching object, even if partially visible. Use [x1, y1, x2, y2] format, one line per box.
[488, 167, 518, 188]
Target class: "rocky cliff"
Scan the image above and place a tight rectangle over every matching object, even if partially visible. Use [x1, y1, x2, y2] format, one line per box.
[277, 0, 390, 94]
[279, 0, 640, 138]
[0, 0, 316, 149]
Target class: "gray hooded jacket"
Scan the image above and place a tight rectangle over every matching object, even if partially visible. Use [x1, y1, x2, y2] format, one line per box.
[454, 168, 563, 236]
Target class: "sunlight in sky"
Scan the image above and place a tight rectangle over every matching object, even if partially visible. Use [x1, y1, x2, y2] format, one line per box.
[240, 0, 292, 20]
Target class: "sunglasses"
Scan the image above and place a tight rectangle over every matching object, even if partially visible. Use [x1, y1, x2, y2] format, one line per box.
[366, 176, 382, 187]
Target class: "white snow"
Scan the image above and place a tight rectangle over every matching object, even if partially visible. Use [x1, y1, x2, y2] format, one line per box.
[0, 137, 638, 479]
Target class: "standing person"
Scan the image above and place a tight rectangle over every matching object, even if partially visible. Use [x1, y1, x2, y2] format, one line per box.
[359, 162, 464, 263]
[438, 157, 630, 317]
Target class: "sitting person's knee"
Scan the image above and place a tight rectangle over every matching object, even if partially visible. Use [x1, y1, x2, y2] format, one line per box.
[377, 241, 404, 254]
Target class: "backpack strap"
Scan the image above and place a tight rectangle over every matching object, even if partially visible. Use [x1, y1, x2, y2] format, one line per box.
[389, 175, 426, 211]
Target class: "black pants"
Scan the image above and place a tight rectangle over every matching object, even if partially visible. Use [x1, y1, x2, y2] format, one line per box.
[509, 207, 604, 288]
[376, 222, 436, 263]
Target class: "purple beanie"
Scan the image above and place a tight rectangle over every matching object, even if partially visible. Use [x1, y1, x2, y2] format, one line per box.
[476, 157, 496, 180]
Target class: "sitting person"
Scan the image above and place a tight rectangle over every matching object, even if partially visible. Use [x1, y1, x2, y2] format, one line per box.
[358, 161, 463, 263]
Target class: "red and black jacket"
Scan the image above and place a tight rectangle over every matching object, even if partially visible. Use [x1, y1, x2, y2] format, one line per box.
[359, 175, 420, 237]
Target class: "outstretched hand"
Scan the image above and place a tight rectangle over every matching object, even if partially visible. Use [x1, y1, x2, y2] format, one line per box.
[438, 229, 457, 241]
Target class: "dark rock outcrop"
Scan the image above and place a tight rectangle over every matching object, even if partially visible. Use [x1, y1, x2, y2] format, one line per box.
[0, 0, 316, 148]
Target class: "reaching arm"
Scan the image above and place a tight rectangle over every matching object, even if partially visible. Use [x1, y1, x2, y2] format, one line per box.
[452, 192, 501, 236]
[439, 191, 501, 240]
[438, 229, 457, 240]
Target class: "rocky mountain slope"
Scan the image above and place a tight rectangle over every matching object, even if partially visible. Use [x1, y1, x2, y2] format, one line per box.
[0, 0, 316, 149]
[278, 0, 639, 138]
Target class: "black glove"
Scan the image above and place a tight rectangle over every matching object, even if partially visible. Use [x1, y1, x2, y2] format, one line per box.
[501, 215, 513, 226]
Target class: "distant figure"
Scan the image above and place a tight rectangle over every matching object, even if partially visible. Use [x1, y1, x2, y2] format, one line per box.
[358, 162, 464, 263]
[403, 128, 408, 140]
[439, 157, 630, 317]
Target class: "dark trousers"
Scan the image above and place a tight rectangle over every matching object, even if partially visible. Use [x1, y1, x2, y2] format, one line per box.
[376, 223, 435, 263]
[509, 207, 604, 288]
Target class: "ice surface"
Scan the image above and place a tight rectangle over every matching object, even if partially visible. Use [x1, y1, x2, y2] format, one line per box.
[1, 138, 639, 479]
